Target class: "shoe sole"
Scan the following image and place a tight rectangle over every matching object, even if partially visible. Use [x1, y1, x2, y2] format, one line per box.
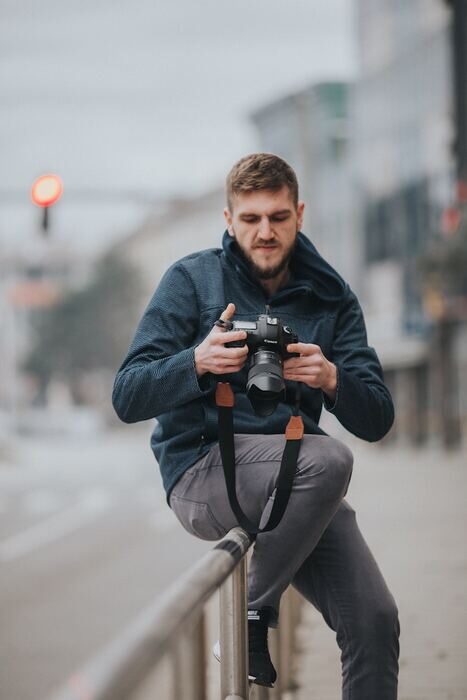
[212, 641, 275, 688]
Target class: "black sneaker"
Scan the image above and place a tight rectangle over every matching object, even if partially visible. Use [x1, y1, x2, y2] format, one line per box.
[247, 607, 277, 688]
[212, 607, 278, 688]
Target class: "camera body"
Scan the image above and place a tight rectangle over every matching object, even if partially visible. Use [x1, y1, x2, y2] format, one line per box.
[225, 314, 299, 416]
[225, 314, 298, 358]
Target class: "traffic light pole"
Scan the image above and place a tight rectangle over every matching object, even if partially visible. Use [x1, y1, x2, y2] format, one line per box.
[41, 206, 49, 235]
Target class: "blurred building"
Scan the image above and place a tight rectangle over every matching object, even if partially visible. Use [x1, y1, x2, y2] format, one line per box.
[352, 0, 458, 445]
[251, 82, 361, 294]
[354, 1, 452, 332]
[250, 2, 467, 447]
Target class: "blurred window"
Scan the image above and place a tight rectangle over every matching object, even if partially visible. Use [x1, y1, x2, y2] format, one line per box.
[364, 177, 431, 263]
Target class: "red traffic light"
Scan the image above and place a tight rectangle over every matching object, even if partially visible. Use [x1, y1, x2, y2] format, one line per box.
[31, 174, 63, 208]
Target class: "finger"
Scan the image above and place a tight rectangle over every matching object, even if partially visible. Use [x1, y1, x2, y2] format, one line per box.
[215, 347, 248, 361]
[284, 356, 323, 369]
[287, 342, 321, 355]
[223, 346, 249, 359]
[284, 370, 321, 382]
[213, 330, 247, 344]
[220, 303, 236, 321]
[214, 356, 247, 370]
[284, 367, 321, 377]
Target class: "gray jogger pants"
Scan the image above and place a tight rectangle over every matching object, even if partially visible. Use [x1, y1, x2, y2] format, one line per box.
[169, 433, 400, 700]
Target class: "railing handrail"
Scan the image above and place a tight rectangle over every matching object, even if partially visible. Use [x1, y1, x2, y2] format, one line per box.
[49, 527, 253, 700]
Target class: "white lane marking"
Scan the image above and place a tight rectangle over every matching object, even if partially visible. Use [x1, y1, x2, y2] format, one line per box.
[0, 492, 113, 562]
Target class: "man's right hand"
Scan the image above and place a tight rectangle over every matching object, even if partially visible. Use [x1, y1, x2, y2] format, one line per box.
[194, 303, 248, 377]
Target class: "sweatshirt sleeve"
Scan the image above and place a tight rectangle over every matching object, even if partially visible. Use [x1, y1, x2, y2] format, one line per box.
[322, 287, 394, 442]
[112, 262, 209, 423]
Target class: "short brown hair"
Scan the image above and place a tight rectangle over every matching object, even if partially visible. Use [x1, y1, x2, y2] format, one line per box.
[226, 153, 299, 210]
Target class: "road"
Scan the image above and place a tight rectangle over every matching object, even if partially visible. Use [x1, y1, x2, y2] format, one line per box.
[0, 425, 210, 700]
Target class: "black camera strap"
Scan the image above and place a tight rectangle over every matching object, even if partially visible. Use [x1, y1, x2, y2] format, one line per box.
[215, 382, 304, 535]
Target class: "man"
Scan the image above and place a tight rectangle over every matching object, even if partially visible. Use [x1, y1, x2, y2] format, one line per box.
[113, 153, 400, 697]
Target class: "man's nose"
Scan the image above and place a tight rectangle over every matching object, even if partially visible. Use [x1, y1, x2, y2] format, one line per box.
[258, 216, 274, 239]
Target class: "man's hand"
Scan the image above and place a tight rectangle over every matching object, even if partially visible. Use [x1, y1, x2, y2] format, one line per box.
[194, 303, 248, 377]
[284, 342, 337, 401]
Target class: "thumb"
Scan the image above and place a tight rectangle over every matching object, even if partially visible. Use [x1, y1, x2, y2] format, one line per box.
[220, 303, 236, 321]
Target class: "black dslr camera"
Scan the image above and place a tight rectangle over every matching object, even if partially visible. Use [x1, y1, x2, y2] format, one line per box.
[222, 312, 299, 416]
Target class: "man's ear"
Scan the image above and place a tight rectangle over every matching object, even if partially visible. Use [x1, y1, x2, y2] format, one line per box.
[224, 208, 234, 236]
[297, 201, 305, 230]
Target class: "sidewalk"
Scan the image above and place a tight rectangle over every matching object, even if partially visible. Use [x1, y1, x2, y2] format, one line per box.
[293, 441, 467, 700]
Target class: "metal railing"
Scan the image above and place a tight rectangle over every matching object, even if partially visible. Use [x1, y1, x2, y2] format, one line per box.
[48, 527, 302, 700]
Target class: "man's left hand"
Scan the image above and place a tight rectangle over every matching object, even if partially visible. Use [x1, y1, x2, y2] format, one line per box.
[284, 343, 337, 401]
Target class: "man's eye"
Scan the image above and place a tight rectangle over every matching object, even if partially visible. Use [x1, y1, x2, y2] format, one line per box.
[243, 217, 259, 223]
[271, 215, 289, 222]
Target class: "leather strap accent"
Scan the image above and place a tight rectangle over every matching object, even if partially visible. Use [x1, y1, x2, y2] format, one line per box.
[285, 415, 304, 440]
[216, 382, 235, 408]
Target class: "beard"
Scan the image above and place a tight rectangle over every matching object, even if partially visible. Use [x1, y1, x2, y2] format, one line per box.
[234, 237, 297, 280]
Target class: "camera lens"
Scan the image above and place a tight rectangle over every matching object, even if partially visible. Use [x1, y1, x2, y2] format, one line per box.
[246, 350, 285, 416]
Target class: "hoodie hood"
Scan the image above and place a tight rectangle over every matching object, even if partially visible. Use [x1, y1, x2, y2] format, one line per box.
[222, 230, 346, 304]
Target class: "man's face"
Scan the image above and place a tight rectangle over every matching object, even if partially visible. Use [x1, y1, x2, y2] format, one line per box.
[224, 186, 304, 281]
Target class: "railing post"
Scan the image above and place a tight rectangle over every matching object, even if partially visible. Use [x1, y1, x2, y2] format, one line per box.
[219, 556, 249, 700]
[192, 611, 207, 700]
[171, 610, 206, 700]
[268, 627, 281, 700]
[250, 684, 268, 699]
[278, 589, 292, 691]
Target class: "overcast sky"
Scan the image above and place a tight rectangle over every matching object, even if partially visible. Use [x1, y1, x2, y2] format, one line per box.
[1, 0, 357, 254]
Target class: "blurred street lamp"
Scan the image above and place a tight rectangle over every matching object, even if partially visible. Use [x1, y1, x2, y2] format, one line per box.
[31, 173, 63, 235]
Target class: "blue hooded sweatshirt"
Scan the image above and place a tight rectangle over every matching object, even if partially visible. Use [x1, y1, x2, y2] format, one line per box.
[112, 231, 394, 501]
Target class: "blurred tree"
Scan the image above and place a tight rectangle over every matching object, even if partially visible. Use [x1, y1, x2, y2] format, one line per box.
[23, 252, 142, 404]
